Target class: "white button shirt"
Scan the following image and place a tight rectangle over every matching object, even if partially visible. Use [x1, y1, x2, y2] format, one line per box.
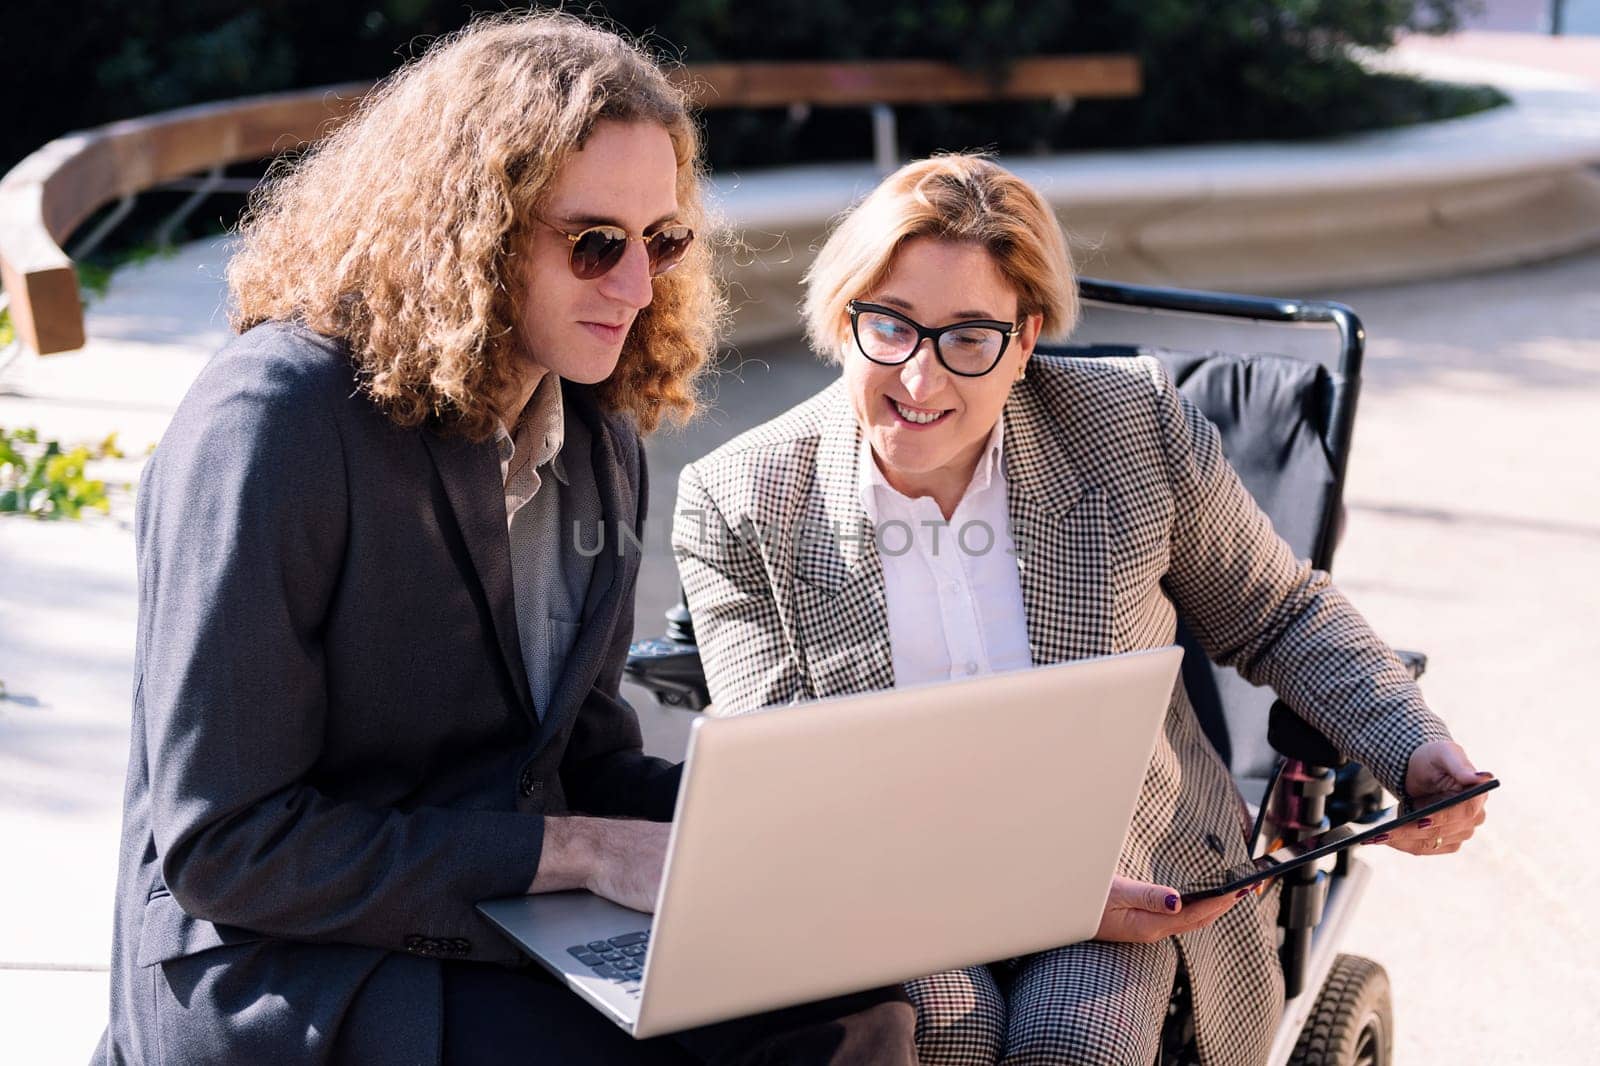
[858, 419, 1033, 686]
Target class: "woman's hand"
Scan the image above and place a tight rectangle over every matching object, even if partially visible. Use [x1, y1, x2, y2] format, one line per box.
[1372, 741, 1491, 856]
[1094, 875, 1248, 944]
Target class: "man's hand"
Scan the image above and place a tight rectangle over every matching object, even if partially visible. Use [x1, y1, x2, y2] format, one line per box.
[528, 816, 671, 913]
[1094, 875, 1247, 944]
[1375, 741, 1491, 857]
[583, 818, 672, 912]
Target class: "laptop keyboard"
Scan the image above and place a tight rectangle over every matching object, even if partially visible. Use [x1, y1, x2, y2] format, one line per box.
[567, 931, 649, 996]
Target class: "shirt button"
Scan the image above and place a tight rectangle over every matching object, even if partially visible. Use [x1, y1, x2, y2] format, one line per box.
[1205, 832, 1226, 854]
[964, 661, 979, 675]
[518, 767, 539, 797]
[947, 581, 960, 594]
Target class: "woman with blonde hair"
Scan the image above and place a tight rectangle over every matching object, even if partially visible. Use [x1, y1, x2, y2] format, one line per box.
[673, 154, 1489, 1065]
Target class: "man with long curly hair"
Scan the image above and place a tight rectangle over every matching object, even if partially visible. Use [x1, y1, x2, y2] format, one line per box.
[95, 13, 916, 1066]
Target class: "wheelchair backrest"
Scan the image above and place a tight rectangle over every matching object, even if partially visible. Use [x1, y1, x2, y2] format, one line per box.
[1038, 280, 1364, 792]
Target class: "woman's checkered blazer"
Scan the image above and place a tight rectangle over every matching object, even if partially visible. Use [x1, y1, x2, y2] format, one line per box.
[671, 354, 1451, 1066]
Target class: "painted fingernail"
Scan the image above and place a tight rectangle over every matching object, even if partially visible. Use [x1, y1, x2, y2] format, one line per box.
[1235, 888, 1252, 899]
[1164, 894, 1180, 912]
[1364, 833, 1391, 845]
[1417, 818, 1434, 829]
[1476, 771, 1494, 778]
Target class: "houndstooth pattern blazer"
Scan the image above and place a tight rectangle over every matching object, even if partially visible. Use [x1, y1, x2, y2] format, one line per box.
[671, 354, 1451, 1066]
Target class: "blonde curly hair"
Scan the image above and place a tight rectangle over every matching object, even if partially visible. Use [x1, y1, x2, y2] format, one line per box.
[227, 10, 720, 438]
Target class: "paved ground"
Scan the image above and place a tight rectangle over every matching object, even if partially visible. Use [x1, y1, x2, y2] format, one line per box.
[1465, 0, 1600, 35]
[1317, 253, 1600, 1059]
[3, 31, 1598, 1066]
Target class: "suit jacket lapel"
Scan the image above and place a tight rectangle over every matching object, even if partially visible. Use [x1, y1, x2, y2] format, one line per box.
[792, 390, 894, 698]
[1003, 379, 1115, 664]
[789, 378, 1115, 694]
[420, 428, 536, 720]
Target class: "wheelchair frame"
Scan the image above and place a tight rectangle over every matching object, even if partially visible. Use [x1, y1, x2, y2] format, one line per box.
[625, 277, 1411, 1066]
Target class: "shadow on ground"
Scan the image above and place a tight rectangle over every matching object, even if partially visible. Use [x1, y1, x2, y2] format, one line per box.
[1329, 248, 1600, 392]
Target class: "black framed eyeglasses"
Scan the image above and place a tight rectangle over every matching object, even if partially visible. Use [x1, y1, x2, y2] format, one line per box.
[541, 220, 695, 280]
[847, 300, 1022, 377]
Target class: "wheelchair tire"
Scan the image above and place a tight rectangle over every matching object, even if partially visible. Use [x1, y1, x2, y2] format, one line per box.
[1287, 954, 1393, 1066]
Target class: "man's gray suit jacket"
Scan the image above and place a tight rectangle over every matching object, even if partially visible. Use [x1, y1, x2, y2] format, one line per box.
[95, 321, 681, 1064]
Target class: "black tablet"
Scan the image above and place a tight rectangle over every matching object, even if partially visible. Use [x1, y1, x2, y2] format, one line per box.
[1180, 777, 1500, 904]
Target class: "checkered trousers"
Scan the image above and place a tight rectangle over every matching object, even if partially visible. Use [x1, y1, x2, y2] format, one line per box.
[903, 938, 1181, 1066]
[671, 355, 1451, 1066]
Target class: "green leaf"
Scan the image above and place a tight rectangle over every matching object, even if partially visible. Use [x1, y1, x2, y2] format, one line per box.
[0, 425, 120, 520]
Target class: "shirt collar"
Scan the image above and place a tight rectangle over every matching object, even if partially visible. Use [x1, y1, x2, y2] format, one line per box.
[857, 414, 1006, 520]
[496, 372, 569, 487]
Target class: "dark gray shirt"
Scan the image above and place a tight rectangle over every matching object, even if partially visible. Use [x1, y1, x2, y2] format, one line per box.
[497, 374, 600, 719]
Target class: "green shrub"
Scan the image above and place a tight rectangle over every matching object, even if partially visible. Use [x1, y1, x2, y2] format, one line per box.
[76, 242, 180, 306]
[1, 2, 1499, 179]
[0, 426, 122, 519]
[607, 0, 1502, 166]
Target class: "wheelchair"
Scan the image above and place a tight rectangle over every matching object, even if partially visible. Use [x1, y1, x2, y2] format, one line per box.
[625, 277, 1420, 1066]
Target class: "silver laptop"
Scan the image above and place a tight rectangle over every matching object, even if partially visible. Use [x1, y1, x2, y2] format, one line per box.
[478, 645, 1182, 1038]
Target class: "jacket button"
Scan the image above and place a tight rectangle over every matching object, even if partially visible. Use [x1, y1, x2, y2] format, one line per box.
[518, 767, 539, 797]
[1205, 832, 1226, 854]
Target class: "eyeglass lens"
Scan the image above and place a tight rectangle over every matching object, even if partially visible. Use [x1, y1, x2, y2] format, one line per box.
[855, 309, 1007, 375]
[569, 225, 694, 280]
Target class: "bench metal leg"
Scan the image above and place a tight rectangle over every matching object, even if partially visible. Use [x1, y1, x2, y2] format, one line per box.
[68, 195, 136, 262]
[871, 103, 898, 174]
[154, 164, 226, 249]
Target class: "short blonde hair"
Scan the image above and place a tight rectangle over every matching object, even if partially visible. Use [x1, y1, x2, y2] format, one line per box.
[802, 154, 1077, 360]
[228, 11, 722, 439]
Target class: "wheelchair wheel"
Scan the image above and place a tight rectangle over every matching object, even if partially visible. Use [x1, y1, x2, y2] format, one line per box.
[1287, 954, 1393, 1066]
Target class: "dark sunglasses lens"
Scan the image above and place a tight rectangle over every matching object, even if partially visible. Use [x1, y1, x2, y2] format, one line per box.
[646, 226, 694, 276]
[570, 227, 628, 279]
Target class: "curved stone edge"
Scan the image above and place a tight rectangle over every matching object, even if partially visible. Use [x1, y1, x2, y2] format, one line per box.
[713, 33, 1600, 347]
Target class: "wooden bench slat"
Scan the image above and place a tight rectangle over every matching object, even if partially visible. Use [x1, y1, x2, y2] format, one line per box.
[0, 257, 83, 355]
[674, 56, 1141, 108]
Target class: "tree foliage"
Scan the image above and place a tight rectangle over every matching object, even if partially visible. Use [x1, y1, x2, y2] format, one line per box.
[1, 1, 1494, 176]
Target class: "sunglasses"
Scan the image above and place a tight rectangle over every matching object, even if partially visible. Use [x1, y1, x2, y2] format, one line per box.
[542, 219, 695, 280]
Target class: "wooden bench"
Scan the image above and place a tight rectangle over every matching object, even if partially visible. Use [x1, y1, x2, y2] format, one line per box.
[0, 84, 370, 355]
[0, 56, 1139, 356]
[672, 56, 1141, 170]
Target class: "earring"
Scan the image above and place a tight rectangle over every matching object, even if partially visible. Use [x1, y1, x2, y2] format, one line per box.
[1016, 363, 1028, 381]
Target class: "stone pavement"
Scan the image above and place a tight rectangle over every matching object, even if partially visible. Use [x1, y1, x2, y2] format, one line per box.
[4, 38, 1599, 1066]
[1316, 252, 1600, 1061]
